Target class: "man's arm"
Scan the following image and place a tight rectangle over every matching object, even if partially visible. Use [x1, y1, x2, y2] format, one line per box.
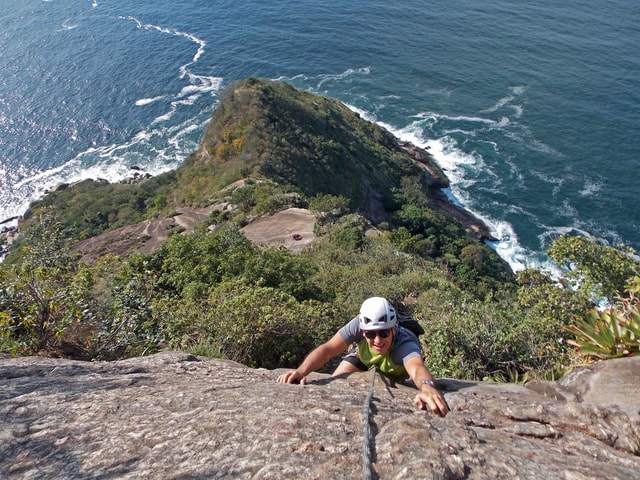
[404, 355, 450, 417]
[276, 332, 349, 385]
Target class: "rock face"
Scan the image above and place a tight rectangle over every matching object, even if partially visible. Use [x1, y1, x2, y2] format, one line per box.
[1, 352, 638, 479]
[240, 208, 316, 254]
[73, 206, 221, 264]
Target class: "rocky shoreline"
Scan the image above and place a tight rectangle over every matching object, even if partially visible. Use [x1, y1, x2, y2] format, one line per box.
[0, 166, 153, 260]
[399, 141, 497, 243]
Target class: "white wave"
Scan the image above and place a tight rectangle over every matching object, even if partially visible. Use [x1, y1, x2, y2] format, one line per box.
[13, 161, 71, 189]
[495, 116, 510, 128]
[61, 20, 78, 31]
[558, 199, 579, 220]
[482, 95, 514, 113]
[325, 82, 600, 275]
[184, 74, 222, 94]
[511, 105, 524, 118]
[152, 101, 185, 124]
[424, 136, 481, 188]
[414, 110, 499, 127]
[3, 12, 222, 225]
[3, 97, 204, 222]
[350, 109, 554, 273]
[489, 220, 560, 274]
[119, 16, 217, 99]
[443, 114, 497, 125]
[504, 128, 564, 158]
[135, 95, 164, 106]
[110, 16, 223, 132]
[344, 103, 377, 123]
[480, 86, 527, 120]
[178, 85, 203, 98]
[277, 67, 371, 91]
[316, 67, 371, 88]
[529, 170, 565, 187]
[540, 225, 595, 244]
[177, 94, 201, 106]
[579, 179, 602, 196]
[433, 190, 552, 274]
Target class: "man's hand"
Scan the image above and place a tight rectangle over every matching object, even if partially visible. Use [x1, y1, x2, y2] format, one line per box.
[414, 387, 450, 417]
[276, 333, 349, 386]
[276, 369, 307, 385]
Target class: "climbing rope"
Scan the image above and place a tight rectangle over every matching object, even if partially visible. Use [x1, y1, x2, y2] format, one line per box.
[362, 365, 377, 480]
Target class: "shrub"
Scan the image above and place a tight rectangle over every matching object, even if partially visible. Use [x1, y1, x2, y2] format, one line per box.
[0, 213, 97, 356]
[415, 288, 572, 380]
[565, 276, 640, 360]
[206, 282, 340, 368]
[547, 235, 639, 301]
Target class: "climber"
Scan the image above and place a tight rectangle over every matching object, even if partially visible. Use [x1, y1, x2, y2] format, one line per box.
[276, 297, 449, 417]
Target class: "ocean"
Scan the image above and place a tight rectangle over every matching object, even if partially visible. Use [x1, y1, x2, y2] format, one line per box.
[1, 0, 638, 273]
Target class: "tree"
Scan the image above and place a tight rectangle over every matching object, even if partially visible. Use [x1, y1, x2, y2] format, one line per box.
[547, 234, 639, 301]
[0, 211, 96, 355]
[206, 282, 340, 368]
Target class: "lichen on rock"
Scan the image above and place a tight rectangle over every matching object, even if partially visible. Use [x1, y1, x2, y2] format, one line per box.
[1, 352, 639, 479]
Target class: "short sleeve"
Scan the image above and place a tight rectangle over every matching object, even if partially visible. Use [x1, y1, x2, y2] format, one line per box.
[338, 316, 363, 345]
[390, 328, 422, 365]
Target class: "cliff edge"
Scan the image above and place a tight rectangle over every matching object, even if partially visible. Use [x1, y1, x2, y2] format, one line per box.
[1, 353, 638, 479]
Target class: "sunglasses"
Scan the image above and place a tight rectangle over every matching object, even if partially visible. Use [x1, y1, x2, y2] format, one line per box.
[363, 329, 392, 339]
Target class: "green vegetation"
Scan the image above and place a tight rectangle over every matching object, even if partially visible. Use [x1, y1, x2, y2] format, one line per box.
[0, 211, 96, 356]
[564, 276, 640, 360]
[2, 208, 638, 378]
[1, 78, 638, 380]
[4, 172, 178, 262]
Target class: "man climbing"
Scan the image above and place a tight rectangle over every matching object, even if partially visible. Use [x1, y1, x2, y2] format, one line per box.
[276, 297, 449, 417]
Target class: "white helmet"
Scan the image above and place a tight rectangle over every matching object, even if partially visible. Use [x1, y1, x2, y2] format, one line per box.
[358, 297, 397, 330]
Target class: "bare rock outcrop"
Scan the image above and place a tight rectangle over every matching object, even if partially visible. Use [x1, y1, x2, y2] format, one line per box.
[73, 206, 222, 264]
[240, 208, 316, 254]
[1, 353, 638, 479]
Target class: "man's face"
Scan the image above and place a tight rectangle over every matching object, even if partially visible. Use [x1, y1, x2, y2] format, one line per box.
[363, 328, 394, 355]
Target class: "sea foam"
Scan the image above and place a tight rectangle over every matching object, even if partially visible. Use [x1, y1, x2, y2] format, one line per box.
[0, 13, 223, 228]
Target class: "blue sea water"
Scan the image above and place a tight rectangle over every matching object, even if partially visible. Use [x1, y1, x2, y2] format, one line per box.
[1, 0, 638, 272]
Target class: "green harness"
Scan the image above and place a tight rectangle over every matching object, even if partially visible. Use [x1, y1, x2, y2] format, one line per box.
[357, 341, 407, 380]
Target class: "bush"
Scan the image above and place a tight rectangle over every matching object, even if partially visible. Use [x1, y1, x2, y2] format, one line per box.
[88, 273, 160, 360]
[415, 288, 572, 380]
[0, 213, 97, 356]
[205, 282, 340, 368]
[565, 276, 640, 360]
[547, 235, 639, 301]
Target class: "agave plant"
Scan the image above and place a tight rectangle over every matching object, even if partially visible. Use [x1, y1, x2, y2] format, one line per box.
[565, 276, 640, 359]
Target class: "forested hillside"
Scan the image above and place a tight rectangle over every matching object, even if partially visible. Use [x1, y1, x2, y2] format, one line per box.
[1, 79, 638, 379]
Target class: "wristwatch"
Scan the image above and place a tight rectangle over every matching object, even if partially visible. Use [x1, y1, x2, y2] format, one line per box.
[421, 379, 436, 388]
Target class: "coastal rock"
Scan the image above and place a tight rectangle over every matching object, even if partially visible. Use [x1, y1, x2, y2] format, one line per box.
[1, 353, 638, 479]
[399, 141, 496, 243]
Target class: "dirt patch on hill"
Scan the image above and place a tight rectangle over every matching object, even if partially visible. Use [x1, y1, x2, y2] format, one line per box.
[73, 205, 221, 264]
[68, 141, 492, 263]
[241, 208, 316, 253]
[73, 206, 316, 263]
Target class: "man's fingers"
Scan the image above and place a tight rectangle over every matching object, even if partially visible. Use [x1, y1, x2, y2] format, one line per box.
[438, 397, 450, 416]
[414, 393, 449, 417]
[276, 370, 305, 384]
[430, 396, 449, 417]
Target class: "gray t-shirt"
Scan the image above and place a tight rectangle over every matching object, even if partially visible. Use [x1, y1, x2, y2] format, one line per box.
[338, 316, 422, 366]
